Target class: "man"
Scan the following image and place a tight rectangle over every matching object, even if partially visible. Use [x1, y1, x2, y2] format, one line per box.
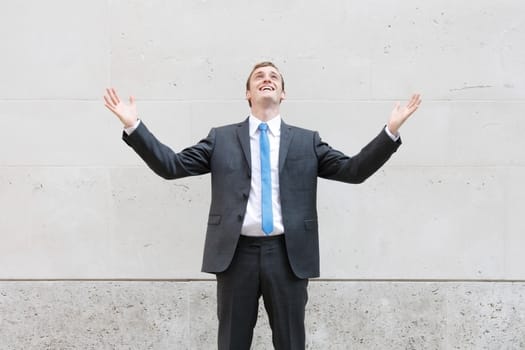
[103, 61, 421, 350]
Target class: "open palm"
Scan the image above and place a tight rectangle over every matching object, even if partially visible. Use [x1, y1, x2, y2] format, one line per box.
[387, 93, 422, 135]
[103, 88, 138, 128]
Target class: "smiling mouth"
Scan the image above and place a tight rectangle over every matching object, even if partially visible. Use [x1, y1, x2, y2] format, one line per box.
[260, 86, 275, 91]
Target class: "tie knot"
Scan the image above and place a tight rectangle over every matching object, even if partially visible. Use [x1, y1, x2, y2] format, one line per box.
[258, 123, 268, 132]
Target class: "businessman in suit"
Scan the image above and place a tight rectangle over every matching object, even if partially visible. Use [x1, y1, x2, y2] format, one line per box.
[104, 61, 421, 350]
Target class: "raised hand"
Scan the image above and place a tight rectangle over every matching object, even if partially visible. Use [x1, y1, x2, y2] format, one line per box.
[387, 93, 422, 135]
[103, 88, 138, 128]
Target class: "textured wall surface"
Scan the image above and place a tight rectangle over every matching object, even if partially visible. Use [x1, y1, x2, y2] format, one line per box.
[1, 0, 524, 348]
[1, 0, 524, 280]
[1, 281, 525, 350]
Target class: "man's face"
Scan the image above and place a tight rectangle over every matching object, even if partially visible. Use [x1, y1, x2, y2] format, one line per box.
[246, 66, 285, 107]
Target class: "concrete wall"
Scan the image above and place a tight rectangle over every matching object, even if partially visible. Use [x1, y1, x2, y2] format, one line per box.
[1, 0, 524, 348]
[2, 281, 524, 349]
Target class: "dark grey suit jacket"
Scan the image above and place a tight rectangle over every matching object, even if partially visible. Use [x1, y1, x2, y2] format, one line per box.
[123, 118, 401, 279]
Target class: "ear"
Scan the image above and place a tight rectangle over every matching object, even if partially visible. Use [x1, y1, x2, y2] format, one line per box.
[279, 90, 286, 103]
[246, 89, 252, 103]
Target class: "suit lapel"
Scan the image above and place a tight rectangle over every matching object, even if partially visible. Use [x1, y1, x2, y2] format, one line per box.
[236, 118, 251, 172]
[279, 120, 294, 172]
[237, 117, 293, 174]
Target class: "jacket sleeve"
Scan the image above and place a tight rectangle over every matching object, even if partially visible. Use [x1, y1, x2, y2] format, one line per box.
[316, 127, 401, 184]
[122, 121, 214, 179]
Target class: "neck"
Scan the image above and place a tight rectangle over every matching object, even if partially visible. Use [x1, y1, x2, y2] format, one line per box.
[250, 104, 280, 122]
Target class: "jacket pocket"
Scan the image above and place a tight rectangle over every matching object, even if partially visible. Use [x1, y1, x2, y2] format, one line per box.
[304, 219, 317, 231]
[208, 215, 221, 225]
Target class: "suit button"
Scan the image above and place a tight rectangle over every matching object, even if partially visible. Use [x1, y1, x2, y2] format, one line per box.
[238, 214, 244, 221]
[242, 192, 248, 199]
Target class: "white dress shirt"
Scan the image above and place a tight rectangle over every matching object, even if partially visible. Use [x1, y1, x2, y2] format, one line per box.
[240, 114, 285, 236]
[124, 119, 141, 135]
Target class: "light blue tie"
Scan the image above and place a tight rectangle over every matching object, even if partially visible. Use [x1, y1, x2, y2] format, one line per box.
[259, 123, 273, 235]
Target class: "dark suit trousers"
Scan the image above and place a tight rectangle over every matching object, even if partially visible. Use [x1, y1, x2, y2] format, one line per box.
[216, 235, 308, 350]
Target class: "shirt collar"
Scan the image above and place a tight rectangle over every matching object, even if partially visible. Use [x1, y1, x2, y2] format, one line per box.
[249, 114, 281, 137]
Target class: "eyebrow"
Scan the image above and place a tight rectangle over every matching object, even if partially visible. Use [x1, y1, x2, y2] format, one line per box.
[253, 71, 280, 79]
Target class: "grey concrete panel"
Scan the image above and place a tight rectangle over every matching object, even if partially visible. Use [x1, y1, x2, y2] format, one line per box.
[188, 282, 217, 349]
[109, 0, 375, 100]
[2, 164, 522, 280]
[0, 101, 192, 166]
[0, 281, 190, 349]
[2, 100, 523, 168]
[368, 0, 525, 100]
[306, 282, 447, 349]
[108, 1, 524, 101]
[393, 101, 525, 167]
[282, 100, 525, 167]
[0, 166, 209, 279]
[108, 168, 211, 279]
[1, 281, 524, 349]
[318, 166, 523, 279]
[442, 283, 525, 349]
[503, 168, 525, 279]
[0, 1, 109, 99]
[186, 100, 250, 140]
[0, 166, 212, 280]
[0, 167, 113, 279]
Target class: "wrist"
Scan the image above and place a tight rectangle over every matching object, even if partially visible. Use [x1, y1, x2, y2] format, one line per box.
[386, 122, 399, 136]
[123, 119, 140, 135]
[384, 124, 400, 141]
[124, 118, 139, 129]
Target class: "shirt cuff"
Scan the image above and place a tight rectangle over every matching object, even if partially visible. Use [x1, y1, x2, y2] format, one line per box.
[384, 126, 400, 142]
[124, 119, 141, 135]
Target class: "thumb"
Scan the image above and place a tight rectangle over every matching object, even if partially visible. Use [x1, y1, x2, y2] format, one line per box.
[391, 102, 400, 116]
[393, 101, 400, 111]
[129, 95, 135, 105]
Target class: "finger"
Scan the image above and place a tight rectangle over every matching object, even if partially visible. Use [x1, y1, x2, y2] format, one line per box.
[109, 88, 121, 104]
[104, 103, 117, 114]
[112, 88, 121, 104]
[407, 93, 420, 109]
[406, 94, 418, 109]
[129, 95, 135, 105]
[103, 95, 114, 107]
[106, 88, 118, 105]
[411, 94, 422, 110]
[406, 99, 421, 115]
